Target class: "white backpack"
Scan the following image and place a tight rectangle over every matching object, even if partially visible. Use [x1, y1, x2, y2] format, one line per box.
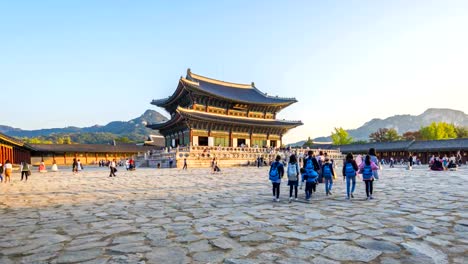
[287, 163, 299, 180]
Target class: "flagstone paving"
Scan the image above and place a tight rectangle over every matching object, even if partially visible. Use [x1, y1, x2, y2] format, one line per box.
[0, 165, 467, 263]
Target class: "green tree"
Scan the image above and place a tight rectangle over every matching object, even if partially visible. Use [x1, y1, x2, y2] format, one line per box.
[420, 122, 457, 140]
[115, 136, 132, 143]
[62, 136, 72, 144]
[302, 137, 314, 147]
[331, 127, 353, 145]
[455, 126, 468, 138]
[386, 128, 401, 141]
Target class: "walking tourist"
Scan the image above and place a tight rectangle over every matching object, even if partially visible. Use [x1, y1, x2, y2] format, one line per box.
[183, 158, 187, 170]
[269, 155, 284, 202]
[109, 159, 117, 177]
[368, 148, 380, 180]
[212, 157, 220, 173]
[4, 160, 12, 183]
[0, 162, 3, 182]
[303, 151, 319, 201]
[39, 161, 47, 172]
[77, 159, 83, 171]
[322, 158, 335, 196]
[51, 160, 58, 172]
[169, 157, 174, 168]
[343, 153, 359, 199]
[72, 158, 78, 175]
[20, 161, 31, 181]
[287, 154, 300, 202]
[408, 154, 413, 170]
[359, 155, 379, 200]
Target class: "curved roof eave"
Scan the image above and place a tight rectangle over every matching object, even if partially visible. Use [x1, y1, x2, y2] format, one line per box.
[151, 79, 187, 107]
[182, 79, 297, 107]
[176, 107, 303, 128]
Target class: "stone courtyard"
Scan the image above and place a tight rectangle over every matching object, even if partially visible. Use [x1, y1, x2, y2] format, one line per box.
[0, 165, 467, 264]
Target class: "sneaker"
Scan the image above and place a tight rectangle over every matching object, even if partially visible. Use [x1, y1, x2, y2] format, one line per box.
[276, 198, 280, 202]
[370, 196, 374, 200]
[346, 196, 350, 200]
[295, 198, 299, 201]
[366, 197, 370, 200]
[272, 197, 276, 202]
[306, 198, 310, 201]
[329, 191, 332, 195]
[289, 197, 293, 203]
[326, 192, 329, 196]
[351, 193, 354, 198]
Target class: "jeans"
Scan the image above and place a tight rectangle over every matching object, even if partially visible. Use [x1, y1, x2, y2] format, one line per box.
[305, 182, 316, 199]
[346, 176, 356, 197]
[324, 177, 333, 193]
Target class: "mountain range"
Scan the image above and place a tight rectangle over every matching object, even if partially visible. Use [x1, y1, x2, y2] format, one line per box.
[0, 110, 168, 143]
[309, 108, 468, 144]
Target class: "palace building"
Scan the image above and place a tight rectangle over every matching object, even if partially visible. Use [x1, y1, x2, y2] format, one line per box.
[147, 69, 302, 148]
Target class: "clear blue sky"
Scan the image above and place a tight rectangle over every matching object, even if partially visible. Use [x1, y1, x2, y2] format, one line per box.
[1, 0, 467, 143]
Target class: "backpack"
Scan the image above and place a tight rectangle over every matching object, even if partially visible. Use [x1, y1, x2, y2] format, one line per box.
[322, 164, 332, 178]
[305, 158, 318, 181]
[362, 164, 373, 180]
[344, 162, 356, 177]
[287, 163, 298, 181]
[269, 162, 280, 181]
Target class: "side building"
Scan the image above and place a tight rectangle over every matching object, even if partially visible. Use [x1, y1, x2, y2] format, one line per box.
[30, 144, 156, 165]
[147, 69, 303, 148]
[0, 132, 33, 164]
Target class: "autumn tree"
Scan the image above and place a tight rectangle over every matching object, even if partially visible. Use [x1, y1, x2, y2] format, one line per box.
[402, 131, 422, 141]
[419, 122, 457, 140]
[331, 127, 353, 145]
[369, 128, 401, 142]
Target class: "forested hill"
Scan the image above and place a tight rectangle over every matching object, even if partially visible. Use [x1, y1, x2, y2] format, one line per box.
[312, 108, 467, 143]
[0, 110, 168, 144]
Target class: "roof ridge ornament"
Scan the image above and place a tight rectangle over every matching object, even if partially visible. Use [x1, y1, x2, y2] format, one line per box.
[251, 82, 255, 87]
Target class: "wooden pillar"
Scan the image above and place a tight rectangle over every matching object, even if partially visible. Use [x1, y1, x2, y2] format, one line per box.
[229, 129, 233, 147]
[64, 153, 67, 165]
[85, 153, 88, 164]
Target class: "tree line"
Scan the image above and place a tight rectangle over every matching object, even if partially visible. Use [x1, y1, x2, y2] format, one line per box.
[325, 122, 468, 145]
[18, 132, 142, 145]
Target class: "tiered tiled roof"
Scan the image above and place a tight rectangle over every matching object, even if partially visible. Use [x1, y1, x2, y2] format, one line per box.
[152, 69, 297, 107]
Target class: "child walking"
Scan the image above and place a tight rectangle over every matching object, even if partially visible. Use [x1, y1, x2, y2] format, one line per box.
[342, 153, 359, 199]
[4, 160, 12, 183]
[359, 155, 379, 200]
[322, 158, 335, 196]
[20, 161, 31, 181]
[303, 151, 319, 201]
[269, 155, 284, 202]
[287, 154, 300, 202]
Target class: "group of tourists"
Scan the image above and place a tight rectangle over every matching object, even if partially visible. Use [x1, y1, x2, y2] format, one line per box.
[269, 148, 381, 202]
[429, 154, 460, 171]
